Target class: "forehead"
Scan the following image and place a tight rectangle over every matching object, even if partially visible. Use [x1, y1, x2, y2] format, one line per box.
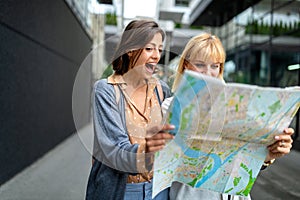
[146, 33, 163, 45]
[190, 52, 220, 63]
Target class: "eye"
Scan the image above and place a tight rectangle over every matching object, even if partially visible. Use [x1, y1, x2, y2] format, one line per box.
[211, 64, 220, 69]
[194, 63, 206, 68]
[158, 49, 163, 53]
[145, 47, 153, 51]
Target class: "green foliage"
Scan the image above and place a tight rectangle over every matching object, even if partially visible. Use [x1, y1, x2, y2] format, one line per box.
[175, 23, 182, 28]
[105, 12, 117, 25]
[101, 65, 113, 79]
[245, 19, 300, 37]
[190, 25, 204, 30]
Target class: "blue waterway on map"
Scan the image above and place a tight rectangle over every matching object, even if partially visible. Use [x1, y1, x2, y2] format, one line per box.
[170, 75, 255, 188]
[174, 133, 255, 188]
[170, 73, 300, 190]
[169, 74, 206, 135]
[170, 74, 225, 186]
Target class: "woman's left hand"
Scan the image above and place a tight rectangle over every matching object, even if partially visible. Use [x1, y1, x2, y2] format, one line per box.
[265, 128, 294, 162]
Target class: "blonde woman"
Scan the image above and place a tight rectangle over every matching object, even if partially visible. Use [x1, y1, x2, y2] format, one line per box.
[162, 33, 294, 200]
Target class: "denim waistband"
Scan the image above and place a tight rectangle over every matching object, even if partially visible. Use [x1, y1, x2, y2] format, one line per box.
[126, 181, 152, 190]
[125, 181, 153, 200]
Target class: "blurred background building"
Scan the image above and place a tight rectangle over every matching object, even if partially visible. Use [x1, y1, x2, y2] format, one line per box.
[0, 0, 92, 185]
[1, 0, 299, 189]
[85, 0, 300, 148]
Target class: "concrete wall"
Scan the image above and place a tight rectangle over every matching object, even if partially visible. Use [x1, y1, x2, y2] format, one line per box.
[0, 0, 92, 185]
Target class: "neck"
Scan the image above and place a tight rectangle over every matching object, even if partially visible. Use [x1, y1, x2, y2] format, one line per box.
[123, 70, 147, 89]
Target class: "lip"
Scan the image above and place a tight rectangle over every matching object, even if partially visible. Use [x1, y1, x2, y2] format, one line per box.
[145, 63, 156, 74]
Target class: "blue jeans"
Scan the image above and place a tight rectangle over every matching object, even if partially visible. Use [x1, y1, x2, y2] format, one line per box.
[124, 181, 169, 200]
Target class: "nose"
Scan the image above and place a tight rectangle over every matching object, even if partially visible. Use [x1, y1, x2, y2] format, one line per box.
[151, 48, 161, 60]
[201, 69, 210, 75]
[197, 66, 211, 76]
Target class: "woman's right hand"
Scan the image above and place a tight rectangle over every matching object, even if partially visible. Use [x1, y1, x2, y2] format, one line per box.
[145, 124, 175, 153]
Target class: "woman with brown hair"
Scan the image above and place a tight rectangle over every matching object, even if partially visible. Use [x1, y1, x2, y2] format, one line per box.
[86, 19, 175, 200]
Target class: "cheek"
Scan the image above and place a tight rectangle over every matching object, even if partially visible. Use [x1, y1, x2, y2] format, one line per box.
[212, 69, 220, 77]
[186, 64, 201, 72]
[135, 55, 148, 66]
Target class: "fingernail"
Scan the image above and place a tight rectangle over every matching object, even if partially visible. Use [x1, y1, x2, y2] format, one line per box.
[169, 125, 175, 129]
[275, 136, 280, 140]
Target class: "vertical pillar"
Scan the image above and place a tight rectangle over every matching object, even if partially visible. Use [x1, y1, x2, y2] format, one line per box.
[164, 31, 172, 82]
[160, 20, 174, 82]
[267, 0, 274, 85]
[91, 13, 106, 82]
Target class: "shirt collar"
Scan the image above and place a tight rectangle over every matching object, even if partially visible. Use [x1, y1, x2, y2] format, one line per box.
[107, 73, 126, 85]
[107, 73, 158, 88]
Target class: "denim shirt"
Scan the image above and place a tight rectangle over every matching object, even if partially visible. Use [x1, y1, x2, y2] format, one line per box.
[86, 78, 171, 200]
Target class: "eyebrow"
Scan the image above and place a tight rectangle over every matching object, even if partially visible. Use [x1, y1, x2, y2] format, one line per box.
[192, 60, 221, 64]
[146, 43, 163, 47]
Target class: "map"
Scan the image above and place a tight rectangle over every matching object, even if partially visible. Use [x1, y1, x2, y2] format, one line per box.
[152, 70, 300, 198]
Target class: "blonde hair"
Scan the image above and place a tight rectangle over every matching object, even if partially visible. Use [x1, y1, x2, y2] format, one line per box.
[172, 32, 226, 92]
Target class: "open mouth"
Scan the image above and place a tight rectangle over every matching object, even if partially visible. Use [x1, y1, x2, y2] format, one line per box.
[145, 63, 156, 74]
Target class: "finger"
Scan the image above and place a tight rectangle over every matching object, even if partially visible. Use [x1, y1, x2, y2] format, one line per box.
[274, 134, 293, 143]
[160, 124, 175, 132]
[268, 140, 289, 151]
[146, 132, 174, 140]
[146, 139, 166, 147]
[147, 145, 164, 153]
[160, 133, 175, 139]
[267, 140, 280, 150]
[146, 124, 175, 137]
[281, 136, 293, 143]
[147, 125, 163, 136]
[146, 132, 163, 139]
[269, 147, 291, 156]
[283, 128, 294, 135]
[268, 143, 292, 154]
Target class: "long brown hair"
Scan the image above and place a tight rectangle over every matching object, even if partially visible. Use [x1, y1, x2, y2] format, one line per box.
[112, 19, 165, 75]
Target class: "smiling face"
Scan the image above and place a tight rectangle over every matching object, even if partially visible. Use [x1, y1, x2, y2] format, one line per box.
[131, 33, 163, 79]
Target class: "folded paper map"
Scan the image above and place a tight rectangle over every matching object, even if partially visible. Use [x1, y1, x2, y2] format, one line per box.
[153, 70, 300, 198]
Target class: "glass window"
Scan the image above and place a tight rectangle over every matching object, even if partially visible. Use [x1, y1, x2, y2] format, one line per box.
[175, 0, 190, 7]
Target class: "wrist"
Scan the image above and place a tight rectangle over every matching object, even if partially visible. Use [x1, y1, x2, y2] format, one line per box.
[261, 159, 275, 170]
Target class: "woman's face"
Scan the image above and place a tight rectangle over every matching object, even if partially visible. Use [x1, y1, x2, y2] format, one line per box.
[185, 58, 221, 78]
[132, 33, 163, 79]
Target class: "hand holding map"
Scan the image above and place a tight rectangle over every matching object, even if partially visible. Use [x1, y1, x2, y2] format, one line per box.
[153, 70, 300, 198]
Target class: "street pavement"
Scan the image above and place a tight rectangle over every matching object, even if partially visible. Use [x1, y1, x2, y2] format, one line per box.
[0, 123, 93, 200]
[0, 123, 300, 200]
[251, 149, 300, 200]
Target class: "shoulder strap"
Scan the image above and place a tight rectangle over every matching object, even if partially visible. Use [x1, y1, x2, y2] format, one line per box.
[155, 86, 162, 105]
[115, 81, 165, 106]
